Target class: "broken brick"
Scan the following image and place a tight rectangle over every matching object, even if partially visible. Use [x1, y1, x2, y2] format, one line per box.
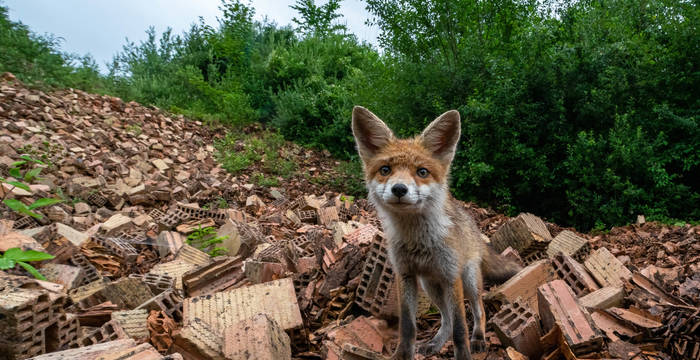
[486, 259, 555, 312]
[578, 286, 625, 310]
[551, 253, 599, 297]
[183, 278, 303, 333]
[174, 243, 211, 267]
[178, 319, 224, 360]
[102, 277, 153, 309]
[490, 213, 552, 258]
[584, 247, 633, 287]
[537, 279, 604, 356]
[223, 313, 291, 360]
[111, 309, 149, 340]
[38, 264, 84, 291]
[181, 256, 244, 297]
[489, 300, 543, 359]
[30, 339, 139, 360]
[155, 231, 185, 258]
[137, 290, 183, 323]
[546, 230, 590, 262]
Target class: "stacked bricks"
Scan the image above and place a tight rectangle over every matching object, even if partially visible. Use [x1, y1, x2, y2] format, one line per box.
[92, 235, 138, 262]
[491, 213, 552, 265]
[129, 273, 174, 295]
[546, 230, 591, 262]
[354, 232, 430, 318]
[489, 299, 543, 359]
[0, 279, 77, 359]
[551, 253, 599, 297]
[584, 247, 632, 288]
[537, 280, 604, 356]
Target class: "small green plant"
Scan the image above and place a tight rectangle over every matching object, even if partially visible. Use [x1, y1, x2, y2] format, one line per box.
[252, 172, 280, 187]
[125, 124, 142, 136]
[1, 155, 63, 219]
[0, 248, 55, 280]
[186, 226, 228, 257]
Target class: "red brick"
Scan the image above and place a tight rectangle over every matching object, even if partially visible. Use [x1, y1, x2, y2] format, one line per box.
[485, 259, 555, 312]
[537, 280, 603, 355]
[551, 253, 599, 297]
[489, 300, 543, 359]
[223, 313, 291, 360]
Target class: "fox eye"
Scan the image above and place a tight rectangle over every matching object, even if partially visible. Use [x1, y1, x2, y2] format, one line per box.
[379, 165, 391, 176]
[417, 167, 430, 178]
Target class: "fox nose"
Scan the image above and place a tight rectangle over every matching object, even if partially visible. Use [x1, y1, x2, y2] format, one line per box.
[391, 184, 408, 198]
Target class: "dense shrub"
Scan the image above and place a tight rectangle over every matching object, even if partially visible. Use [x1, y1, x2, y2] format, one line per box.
[2, 0, 697, 230]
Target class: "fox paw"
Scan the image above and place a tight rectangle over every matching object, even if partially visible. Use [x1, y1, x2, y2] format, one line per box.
[391, 345, 413, 360]
[470, 334, 487, 353]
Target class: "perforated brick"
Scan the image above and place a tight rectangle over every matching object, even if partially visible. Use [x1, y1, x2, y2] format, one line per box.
[291, 235, 314, 257]
[87, 192, 108, 208]
[547, 230, 591, 262]
[147, 208, 166, 223]
[176, 203, 227, 223]
[93, 235, 138, 262]
[149, 260, 197, 292]
[78, 320, 127, 347]
[137, 289, 183, 322]
[584, 247, 632, 288]
[354, 233, 430, 318]
[54, 313, 80, 350]
[551, 253, 599, 297]
[297, 209, 318, 224]
[158, 208, 191, 229]
[11, 216, 40, 230]
[489, 300, 543, 359]
[129, 273, 174, 295]
[70, 253, 102, 285]
[491, 213, 552, 258]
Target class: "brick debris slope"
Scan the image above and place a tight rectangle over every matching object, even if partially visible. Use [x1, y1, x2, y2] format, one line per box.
[0, 73, 698, 360]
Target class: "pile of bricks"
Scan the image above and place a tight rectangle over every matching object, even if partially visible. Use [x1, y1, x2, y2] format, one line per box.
[1, 74, 697, 359]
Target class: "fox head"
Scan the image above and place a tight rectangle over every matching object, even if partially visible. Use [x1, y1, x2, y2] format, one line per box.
[351, 106, 461, 214]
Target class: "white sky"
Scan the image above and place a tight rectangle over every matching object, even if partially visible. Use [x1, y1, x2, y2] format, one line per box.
[5, 0, 379, 72]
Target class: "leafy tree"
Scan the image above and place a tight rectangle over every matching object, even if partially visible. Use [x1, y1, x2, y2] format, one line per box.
[291, 0, 346, 37]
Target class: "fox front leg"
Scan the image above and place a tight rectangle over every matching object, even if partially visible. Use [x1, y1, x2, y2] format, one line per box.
[392, 273, 418, 360]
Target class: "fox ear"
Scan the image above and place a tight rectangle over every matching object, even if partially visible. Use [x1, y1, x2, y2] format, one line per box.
[421, 110, 461, 163]
[352, 106, 394, 160]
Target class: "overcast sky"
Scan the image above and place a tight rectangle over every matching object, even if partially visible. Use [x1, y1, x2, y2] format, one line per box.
[5, 0, 379, 73]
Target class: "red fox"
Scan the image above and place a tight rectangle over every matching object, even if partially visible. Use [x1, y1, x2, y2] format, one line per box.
[351, 106, 521, 360]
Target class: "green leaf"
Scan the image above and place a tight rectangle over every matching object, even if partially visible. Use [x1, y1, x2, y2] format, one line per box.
[0, 257, 16, 270]
[28, 197, 63, 210]
[24, 167, 43, 182]
[11, 161, 26, 168]
[5, 181, 31, 193]
[3, 199, 43, 219]
[3, 198, 29, 213]
[17, 261, 47, 280]
[3, 248, 54, 262]
[19, 155, 45, 165]
[9, 167, 21, 178]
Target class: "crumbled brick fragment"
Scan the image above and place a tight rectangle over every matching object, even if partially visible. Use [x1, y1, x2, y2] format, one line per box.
[222, 313, 291, 360]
